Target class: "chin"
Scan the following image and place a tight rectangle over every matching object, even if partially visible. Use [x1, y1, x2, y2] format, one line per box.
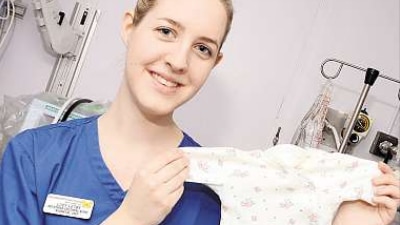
[140, 93, 192, 119]
[140, 103, 176, 119]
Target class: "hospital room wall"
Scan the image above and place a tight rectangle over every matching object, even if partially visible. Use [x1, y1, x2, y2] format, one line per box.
[276, 0, 400, 160]
[177, 0, 399, 157]
[0, 0, 131, 98]
[0, 0, 398, 157]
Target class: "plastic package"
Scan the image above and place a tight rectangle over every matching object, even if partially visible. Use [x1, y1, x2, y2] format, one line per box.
[291, 80, 333, 148]
[0, 92, 109, 159]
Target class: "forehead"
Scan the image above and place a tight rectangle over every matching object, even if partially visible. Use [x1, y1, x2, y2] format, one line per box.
[145, 0, 228, 45]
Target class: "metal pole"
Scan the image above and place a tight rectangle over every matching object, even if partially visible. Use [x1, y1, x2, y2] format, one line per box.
[336, 67, 380, 153]
[338, 83, 372, 153]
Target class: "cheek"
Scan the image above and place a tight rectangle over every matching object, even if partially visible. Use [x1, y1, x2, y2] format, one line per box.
[189, 62, 213, 87]
[126, 34, 162, 67]
[126, 46, 157, 68]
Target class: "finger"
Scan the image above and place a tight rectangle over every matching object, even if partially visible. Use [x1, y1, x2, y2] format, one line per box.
[378, 161, 394, 174]
[165, 185, 185, 208]
[145, 149, 184, 173]
[374, 185, 400, 199]
[161, 166, 189, 194]
[372, 196, 398, 210]
[372, 174, 400, 186]
[155, 156, 189, 184]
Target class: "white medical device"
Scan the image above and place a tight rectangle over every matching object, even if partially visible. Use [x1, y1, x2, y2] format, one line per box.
[32, 0, 100, 97]
[32, 0, 79, 55]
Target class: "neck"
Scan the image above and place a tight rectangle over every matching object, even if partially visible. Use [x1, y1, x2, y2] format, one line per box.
[98, 86, 183, 153]
[96, 81, 185, 190]
[102, 107, 179, 144]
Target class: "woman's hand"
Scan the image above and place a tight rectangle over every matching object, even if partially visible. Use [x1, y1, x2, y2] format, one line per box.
[106, 149, 189, 225]
[333, 162, 400, 225]
[370, 162, 400, 224]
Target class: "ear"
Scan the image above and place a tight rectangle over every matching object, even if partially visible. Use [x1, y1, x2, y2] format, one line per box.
[213, 52, 224, 67]
[121, 10, 135, 46]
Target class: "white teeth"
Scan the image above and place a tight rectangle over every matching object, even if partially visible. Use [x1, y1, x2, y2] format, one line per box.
[153, 73, 178, 87]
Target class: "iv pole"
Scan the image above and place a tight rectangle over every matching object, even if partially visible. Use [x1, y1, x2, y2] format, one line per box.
[320, 58, 400, 154]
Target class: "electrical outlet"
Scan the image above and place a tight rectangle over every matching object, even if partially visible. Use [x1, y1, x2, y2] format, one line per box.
[369, 131, 398, 158]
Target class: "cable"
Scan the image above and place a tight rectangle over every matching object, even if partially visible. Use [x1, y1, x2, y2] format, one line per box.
[324, 119, 341, 150]
[59, 98, 92, 122]
[0, 0, 14, 49]
[0, 0, 10, 20]
[0, 0, 10, 39]
[51, 97, 93, 124]
[51, 97, 78, 124]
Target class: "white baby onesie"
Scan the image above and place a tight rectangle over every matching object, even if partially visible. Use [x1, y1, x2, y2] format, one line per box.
[182, 144, 381, 225]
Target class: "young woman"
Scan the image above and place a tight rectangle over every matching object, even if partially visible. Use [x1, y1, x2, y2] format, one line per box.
[1, 0, 399, 224]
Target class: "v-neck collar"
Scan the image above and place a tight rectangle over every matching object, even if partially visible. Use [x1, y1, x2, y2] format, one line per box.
[87, 116, 190, 206]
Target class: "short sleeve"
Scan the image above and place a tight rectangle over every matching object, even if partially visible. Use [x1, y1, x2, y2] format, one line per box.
[327, 152, 381, 204]
[268, 145, 381, 205]
[182, 147, 225, 187]
[0, 132, 43, 225]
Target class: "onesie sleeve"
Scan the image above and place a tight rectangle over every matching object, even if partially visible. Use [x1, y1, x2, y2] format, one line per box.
[300, 148, 382, 206]
[0, 132, 43, 225]
[181, 147, 225, 187]
[328, 152, 381, 205]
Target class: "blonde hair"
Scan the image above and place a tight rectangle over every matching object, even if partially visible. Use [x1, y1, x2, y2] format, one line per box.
[132, 0, 234, 47]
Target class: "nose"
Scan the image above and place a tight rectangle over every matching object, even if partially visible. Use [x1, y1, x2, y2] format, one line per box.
[164, 43, 189, 74]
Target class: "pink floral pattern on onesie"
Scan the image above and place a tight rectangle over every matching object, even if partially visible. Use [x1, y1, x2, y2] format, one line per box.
[183, 144, 382, 225]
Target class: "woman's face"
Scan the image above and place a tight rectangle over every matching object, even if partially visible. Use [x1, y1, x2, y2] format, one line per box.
[122, 0, 227, 117]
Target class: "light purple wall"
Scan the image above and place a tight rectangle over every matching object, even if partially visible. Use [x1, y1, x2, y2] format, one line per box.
[0, 0, 398, 158]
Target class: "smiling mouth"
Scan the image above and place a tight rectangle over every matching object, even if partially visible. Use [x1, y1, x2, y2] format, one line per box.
[151, 72, 180, 88]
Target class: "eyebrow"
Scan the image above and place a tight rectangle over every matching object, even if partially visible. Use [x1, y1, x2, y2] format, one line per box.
[198, 36, 219, 51]
[157, 17, 220, 50]
[158, 18, 183, 30]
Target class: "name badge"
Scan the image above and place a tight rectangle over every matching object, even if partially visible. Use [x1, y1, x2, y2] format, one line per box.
[43, 194, 94, 220]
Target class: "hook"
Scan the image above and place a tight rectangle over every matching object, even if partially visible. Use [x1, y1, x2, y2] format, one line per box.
[321, 58, 400, 83]
[320, 58, 367, 80]
[320, 58, 400, 101]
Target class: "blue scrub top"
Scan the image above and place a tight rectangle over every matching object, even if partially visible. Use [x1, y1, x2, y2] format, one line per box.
[0, 116, 221, 225]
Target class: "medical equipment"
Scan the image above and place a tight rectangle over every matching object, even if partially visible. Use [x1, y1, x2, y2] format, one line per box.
[7, 0, 25, 18]
[291, 80, 333, 148]
[323, 118, 341, 149]
[0, 0, 26, 52]
[379, 141, 398, 164]
[320, 58, 400, 154]
[272, 126, 281, 146]
[0, 92, 109, 158]
[0, 0, 15, 50]
[370, 131, 399, 164]
[32, 0, 101, 97]
[0, 0, 26, 58]
[340, 108, 373, 146]
[33, 0, 76, 55]
[51, 97, 93, 124]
